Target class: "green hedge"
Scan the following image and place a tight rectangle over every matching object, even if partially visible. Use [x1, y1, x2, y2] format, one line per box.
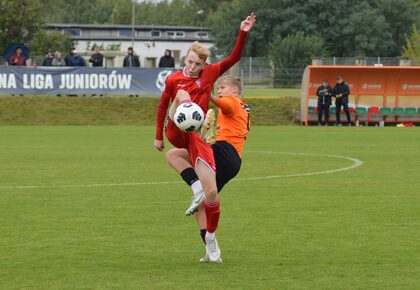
[0, 95, 299, 125]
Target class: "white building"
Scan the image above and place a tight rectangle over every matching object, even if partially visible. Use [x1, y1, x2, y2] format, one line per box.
[46, 23, 215, 68]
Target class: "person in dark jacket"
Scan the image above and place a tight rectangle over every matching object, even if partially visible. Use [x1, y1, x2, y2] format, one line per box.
[333, 76, 352, 126]
[89, 47, 104, 67]
[69, 50, 86, 66]
[316, 80, 333, 126]
[64, 48, 75, 66]
[123, 47, 140, 67]
[42, 49, 54, 66]
[158, 49, 175, 68]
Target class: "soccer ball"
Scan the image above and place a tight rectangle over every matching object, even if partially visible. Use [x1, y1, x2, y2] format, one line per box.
[174, 102, 204, 132]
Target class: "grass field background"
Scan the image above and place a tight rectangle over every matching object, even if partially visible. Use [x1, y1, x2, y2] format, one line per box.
[0, 91, 300, 125]
[0, 126, 419, 289]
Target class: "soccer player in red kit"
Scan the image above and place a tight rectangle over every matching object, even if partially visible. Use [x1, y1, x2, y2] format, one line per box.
[154, 13, 256, 262]
[166, 75, 250, 263]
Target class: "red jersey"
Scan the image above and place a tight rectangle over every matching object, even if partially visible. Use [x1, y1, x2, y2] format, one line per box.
[155, 30, 248, 140]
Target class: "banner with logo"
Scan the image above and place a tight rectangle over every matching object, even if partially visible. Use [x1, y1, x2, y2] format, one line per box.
[0, 67, 176, 95]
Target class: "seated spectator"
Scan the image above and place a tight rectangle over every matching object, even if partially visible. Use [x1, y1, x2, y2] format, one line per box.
[52, 51, 66, 66]
[69, 50, 86, 66]
[42, 49, 54, 66]
[8, 47, 27, 66]
[123, 47, 140, 67]
[89, 47, 104, 67]
[158, 49, 175, 68]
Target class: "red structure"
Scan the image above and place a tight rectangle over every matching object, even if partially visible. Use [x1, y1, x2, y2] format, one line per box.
[301, 66, 420, 125]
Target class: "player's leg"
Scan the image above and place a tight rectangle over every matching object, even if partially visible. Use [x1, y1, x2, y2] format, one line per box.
[165, 148, 206, 215]
[317, 104, 323, 126]
[195, 158, 222, 262]
[168, 89, 192, 121]
[343, 102, 351, 124]
[336, 100, 342, 125]
[324, 104, 330, 126]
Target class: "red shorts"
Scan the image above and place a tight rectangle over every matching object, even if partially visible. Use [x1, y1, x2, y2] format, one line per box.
[165, 119, 216, 172]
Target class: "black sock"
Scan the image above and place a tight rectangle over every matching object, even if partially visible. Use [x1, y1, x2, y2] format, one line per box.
[180, 167, 199, 186]
[200, 229, 206, 244]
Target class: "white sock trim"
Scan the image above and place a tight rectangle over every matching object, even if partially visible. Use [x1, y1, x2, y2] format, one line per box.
[206, 232, 215, 240]
[191, 180, 203, 195]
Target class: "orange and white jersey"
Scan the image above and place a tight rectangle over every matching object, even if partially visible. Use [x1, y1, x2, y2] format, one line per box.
[213, 95, 250, 157]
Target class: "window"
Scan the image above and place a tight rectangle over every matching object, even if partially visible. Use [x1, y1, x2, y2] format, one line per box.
[151, 31, 161, 37]
[166, 31, 185, 38]
[196, 31, 208, 38]
[118, 29, 134, 37]
[62, 28, 81, 36]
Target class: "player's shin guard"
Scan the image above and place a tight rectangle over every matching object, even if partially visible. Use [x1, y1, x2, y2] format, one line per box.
[204, 200, 220, 233]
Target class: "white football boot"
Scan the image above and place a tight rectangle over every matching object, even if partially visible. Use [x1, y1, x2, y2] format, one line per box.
[205, 234, 222, 263]
[185, 190, 205, 216]
[200, 109, 216, 144]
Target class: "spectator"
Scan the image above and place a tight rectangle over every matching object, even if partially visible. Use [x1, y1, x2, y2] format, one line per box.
[8, 47, 27, 66]
[316, 80, 333, 126]
[69, 50, 86, 67]
[123, 47, 140, 67]
[64, 48, 75, 66]
[89, 47, 104, 67]
[52, 51, 66, 66]
[333, 76, 352, 126]
[42, 49, 54, 66]
[158, 49, 175, 68]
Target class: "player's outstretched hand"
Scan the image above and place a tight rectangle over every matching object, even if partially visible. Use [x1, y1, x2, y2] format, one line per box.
[240, 13, 256, 32]
[154, 139, 165, 151]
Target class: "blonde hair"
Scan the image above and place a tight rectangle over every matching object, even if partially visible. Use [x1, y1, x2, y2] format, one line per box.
[216, 75, 243, 96]
[187, 41, 210, 61]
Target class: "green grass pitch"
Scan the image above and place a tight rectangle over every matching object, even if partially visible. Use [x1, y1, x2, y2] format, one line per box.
[0, 126, 419, 289]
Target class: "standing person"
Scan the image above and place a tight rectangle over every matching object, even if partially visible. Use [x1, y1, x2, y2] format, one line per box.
[316, 80, 333, 126]
[52, 51, 66, 67]
[89, 47, 104, 67]
[154, 13, 256, 263]
[123, 47, 140, 67]
[8, 47, 27, 66]
[42, 49, 54, 66]
[64, 48, 75, 66]
[158, 49, 175, 68]
[165, 75, 250, 263]
[69, 50, 86, 67]
[333, 76, 351, 126]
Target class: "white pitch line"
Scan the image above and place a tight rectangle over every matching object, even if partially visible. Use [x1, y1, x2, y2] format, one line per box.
[0, 152, 362, 190]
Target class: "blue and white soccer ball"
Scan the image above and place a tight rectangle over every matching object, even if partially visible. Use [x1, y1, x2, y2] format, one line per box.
[174, 102, 204, 132]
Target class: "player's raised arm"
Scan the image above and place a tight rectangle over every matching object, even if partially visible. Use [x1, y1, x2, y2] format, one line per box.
[213, 13, 256, 77]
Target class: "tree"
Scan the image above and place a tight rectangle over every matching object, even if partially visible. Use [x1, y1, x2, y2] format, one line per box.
[28, 30, 73, 56]
[206, 0, 420, 58]
[0, 0, 44, 54]
[268, 32, 328, 87]
[403, 25, 420, 64]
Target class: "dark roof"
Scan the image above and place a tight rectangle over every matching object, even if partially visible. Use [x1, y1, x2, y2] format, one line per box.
[46, 23, 210, 32]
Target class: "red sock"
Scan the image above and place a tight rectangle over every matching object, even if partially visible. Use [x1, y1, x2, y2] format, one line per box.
[180, 99, 192, 105]
[204, 200, 220, 233]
